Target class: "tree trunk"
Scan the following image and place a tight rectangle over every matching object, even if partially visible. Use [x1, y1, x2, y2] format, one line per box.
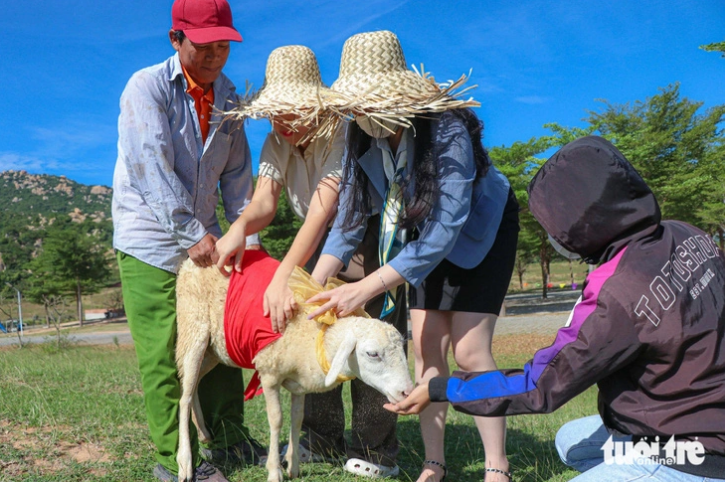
[718, 227, 724, 252]
[539, 239, 550, 299]
[44, 302, 50, 329]
[76, 280, 83, 327]
[569, 259, 575, 285]
[516, 256, 526, 290]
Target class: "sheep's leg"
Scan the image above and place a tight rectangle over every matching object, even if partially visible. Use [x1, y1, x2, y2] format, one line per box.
[191, 357, 217, 444]
[285, 393, 304, 479]
[261, 378, 284, 482]
[176, 337, 209, 482]
[191, 392, 211, 444]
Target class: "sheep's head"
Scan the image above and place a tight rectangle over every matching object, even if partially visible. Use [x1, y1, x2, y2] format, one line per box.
[325, 316, 413, 403]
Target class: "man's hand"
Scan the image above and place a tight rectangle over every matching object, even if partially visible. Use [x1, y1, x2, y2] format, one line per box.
[188, 233, 218, 268]
[383, 381, 431, 415]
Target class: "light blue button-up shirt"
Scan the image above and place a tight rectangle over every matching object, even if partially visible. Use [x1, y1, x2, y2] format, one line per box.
[113, 54, 259, 274]
[321, 111, 511, 287]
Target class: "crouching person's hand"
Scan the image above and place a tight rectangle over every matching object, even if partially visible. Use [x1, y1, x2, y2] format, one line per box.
[384, 381, 431, 415]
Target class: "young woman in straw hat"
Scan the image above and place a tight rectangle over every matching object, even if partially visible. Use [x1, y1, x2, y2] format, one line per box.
[215, 45, 408, 477]
[307, 31, 519, 482]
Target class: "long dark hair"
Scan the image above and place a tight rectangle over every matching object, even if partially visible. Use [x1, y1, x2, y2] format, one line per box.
[342, 108, 490, 230]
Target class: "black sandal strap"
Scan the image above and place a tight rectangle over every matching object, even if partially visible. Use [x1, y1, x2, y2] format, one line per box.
[423, 459, 448, 479]
[485, 467, 513, 480]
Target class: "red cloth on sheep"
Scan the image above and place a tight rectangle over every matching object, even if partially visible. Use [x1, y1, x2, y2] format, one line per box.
[224, 249, 282, 400]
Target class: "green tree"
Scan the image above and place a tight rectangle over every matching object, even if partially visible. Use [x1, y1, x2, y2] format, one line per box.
[259, 190, 303, 260]
[700, 41, 725, 58]
[31, 222, 111, 326]
[24, 257, 67, 328]
[491, 135, 555, 297]
[587, 84, 725, 231]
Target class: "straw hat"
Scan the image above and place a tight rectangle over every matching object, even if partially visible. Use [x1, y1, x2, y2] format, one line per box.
[330, 30, 480, 122]
[226, 45, 336, 138]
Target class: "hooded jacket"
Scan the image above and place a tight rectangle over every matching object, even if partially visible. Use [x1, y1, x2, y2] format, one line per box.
[429, 137, 725, 468]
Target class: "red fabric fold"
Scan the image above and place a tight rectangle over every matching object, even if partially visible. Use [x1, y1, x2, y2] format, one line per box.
[223, 250, 283, 400]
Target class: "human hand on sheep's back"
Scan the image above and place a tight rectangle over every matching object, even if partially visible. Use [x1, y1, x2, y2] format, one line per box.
[383, 381, 431, 415]
[306, 279, 375, 319]
[264, 275, 298, 333]
[214, 222, 247, 276]
[188, 233, 219, 268]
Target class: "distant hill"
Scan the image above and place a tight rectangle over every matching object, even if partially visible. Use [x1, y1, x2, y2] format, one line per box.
[0, 170, 111, 222]
[0, 171, 113, 275]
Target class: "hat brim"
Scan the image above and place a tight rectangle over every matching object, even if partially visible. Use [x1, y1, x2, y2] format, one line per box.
[184, 26, 242, 44]
[330, 69, 479, 118]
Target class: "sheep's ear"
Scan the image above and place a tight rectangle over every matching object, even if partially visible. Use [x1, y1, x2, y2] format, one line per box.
[325, 331, 357, 387]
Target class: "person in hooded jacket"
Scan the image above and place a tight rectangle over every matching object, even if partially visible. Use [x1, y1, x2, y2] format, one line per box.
[385, 136, 725, 482]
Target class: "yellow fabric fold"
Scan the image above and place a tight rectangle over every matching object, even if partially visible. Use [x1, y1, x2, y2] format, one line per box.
[288, 266, 371, 324]
[288, 266, 369, 383]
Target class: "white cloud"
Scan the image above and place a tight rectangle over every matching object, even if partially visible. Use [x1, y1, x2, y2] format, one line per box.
[0, 153, 59, 174]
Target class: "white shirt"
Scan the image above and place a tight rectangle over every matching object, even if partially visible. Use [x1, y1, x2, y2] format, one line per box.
[257, 127, 344, 220]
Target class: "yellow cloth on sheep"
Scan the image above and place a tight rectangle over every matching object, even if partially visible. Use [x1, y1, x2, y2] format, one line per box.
[288, 266, 370, 382]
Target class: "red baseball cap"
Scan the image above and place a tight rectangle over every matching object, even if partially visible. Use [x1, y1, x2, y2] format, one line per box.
[172, 0, 242, 44]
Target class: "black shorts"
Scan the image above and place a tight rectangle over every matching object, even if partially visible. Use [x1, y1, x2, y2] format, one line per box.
[409, 188, 519, 314]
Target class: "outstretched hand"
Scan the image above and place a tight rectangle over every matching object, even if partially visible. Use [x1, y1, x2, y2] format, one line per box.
[306, 281, 369, 319]
[383, 382, 431, 415]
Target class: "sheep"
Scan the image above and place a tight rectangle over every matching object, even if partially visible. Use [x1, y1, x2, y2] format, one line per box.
[174, 254, 413, 482]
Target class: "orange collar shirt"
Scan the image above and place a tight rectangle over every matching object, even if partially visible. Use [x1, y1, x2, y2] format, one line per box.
[182, 67, 215, 144]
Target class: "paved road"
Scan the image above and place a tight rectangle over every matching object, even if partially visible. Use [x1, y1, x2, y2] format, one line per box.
[496, 311, 568, 336]
[0, 331, 134, 347]
[1, 310, 569, 348]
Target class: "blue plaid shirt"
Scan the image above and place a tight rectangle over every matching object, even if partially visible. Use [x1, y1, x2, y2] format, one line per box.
[113, 54, 258, 273]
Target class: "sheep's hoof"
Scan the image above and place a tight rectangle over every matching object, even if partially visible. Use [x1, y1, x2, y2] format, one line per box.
[176, 453, 193, 482]
[267, 467, 284, 482]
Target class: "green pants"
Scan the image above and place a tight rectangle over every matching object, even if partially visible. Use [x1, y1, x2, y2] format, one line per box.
[117, 251, 250, 474]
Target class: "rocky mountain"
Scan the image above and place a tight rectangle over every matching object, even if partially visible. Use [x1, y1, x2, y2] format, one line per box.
[0, 170, 111, 222]
[0, 171, 114, 277]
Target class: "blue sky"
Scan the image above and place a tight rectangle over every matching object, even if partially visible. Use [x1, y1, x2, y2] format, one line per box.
[1, 0, 723, 187]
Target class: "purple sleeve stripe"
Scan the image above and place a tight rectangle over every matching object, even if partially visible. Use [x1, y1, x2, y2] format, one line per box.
[529, 248, 627, 383]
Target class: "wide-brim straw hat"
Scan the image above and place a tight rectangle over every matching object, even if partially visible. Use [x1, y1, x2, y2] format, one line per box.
[330, 30, 480, 126]
[226, 45, 337, 140]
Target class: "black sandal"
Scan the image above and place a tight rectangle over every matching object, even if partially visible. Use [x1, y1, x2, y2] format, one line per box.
[485, 467, 513, 480]
[423, 460, 447, 482]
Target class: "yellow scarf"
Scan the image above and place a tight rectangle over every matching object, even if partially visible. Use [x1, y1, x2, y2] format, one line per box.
[289, 266, 370, 383]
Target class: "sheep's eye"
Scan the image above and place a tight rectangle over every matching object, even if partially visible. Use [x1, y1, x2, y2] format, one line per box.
[366, 351, 380, 359]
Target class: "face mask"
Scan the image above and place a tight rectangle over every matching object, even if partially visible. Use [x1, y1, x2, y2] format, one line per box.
[547, 234, 581, 260]
[355, 116, 398, 138]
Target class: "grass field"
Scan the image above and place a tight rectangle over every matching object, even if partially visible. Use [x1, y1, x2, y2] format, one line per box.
[0, 333, 597, 481]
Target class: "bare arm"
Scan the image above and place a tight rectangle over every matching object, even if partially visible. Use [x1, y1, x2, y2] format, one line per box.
[307, 264, 406, 319]
[215, 176, 281, 275]
[310, 254, 345, 286]
[266, 177, 341, 332]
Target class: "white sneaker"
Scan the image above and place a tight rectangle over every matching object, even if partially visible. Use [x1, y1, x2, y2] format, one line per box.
[344, 458, 400, 478]
[280, 443, 338, 464]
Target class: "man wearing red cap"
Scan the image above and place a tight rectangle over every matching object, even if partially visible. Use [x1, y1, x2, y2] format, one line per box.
[113, 1, 266, 481]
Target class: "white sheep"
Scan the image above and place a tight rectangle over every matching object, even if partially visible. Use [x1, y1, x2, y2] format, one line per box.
[174, 257, 413, 482]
